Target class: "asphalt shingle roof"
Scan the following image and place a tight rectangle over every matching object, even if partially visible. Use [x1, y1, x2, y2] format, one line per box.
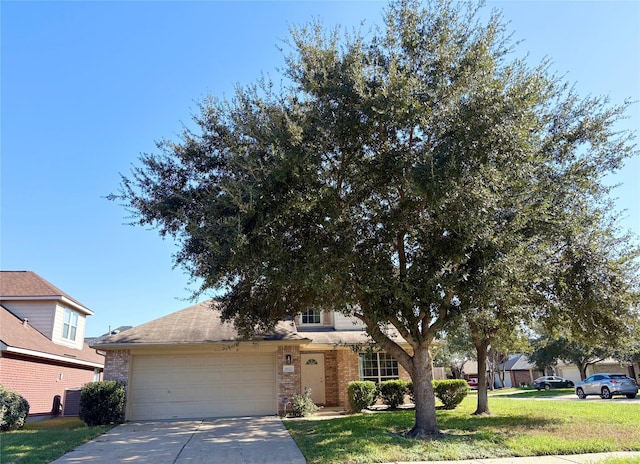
[0, 271, 92, 314]
[0, 305, 104, 366]
[93, 300, 309, 347]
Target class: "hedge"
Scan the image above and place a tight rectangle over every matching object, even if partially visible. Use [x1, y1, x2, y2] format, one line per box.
[406, 379, 469, 410]
[377, 379, 407, 409]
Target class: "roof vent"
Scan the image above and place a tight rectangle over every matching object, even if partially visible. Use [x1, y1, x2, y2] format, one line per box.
[22, 318, 29, 327]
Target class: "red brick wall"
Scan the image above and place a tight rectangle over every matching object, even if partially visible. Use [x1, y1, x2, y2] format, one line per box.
[276, 346, 301, 415]
[0, 355, 97, 416]
[324, 351, 339, 406]
[511, 369, 542, 387]
[103, 349, 130, 383]
[322, 349, 414, 409]
[336, 350, 360, 408]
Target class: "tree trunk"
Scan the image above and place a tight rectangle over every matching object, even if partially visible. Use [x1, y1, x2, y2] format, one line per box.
[578, 360, 588, 380]
[474, 341, 491, 415]
[406, 345, 440, 438]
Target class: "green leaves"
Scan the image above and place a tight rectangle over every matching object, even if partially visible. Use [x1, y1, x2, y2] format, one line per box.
[112, 0, 638, 433]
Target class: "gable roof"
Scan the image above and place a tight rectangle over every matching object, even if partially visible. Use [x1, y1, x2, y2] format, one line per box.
[93, 300, 309, 348]
[0, 305, 104, 368]
[0, 271, 93, 315]
[498, 354, 537, 371]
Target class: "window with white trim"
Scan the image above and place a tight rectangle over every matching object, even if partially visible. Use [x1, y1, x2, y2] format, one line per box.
[63, 308, 79, 341]
[359, 352, 399, 383]
[301, 309, 321, 325]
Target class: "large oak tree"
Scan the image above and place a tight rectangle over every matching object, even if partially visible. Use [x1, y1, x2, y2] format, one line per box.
[112, 0, 637, 437]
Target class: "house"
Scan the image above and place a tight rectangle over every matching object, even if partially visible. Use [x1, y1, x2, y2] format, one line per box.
[496, 354, 543, 387]
[556, 359, 636, 385]
[0, 271, 105, 418]
[94, 300, 412, 421]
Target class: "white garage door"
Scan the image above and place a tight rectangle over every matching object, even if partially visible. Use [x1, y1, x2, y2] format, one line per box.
[128, 352, 276, 420]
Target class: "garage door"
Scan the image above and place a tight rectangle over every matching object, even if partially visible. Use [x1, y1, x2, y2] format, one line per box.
[128, 352, 276, 420]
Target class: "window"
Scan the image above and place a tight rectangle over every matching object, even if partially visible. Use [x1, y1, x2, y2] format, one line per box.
[93, 369, 101, 382]
[359, 352, 399, 383]
[301, 309, 321, 325]
[63, 308, 79, 341]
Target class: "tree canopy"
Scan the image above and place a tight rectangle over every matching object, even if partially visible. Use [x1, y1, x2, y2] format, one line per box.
[112, 0, 639, 437]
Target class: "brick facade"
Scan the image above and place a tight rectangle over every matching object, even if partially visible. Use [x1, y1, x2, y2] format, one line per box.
[511, 369, 542, 387]
[336, 349, 360, 408]
[0, 354, 98, 416]
[102, 349, 130, 383]
[324, 350, 339, 406]
[101, 345, 412, 415]
[276, 345, 301, 415]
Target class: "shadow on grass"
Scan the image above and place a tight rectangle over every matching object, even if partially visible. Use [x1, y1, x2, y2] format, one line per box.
[286, 410, 561, 463]
[1, 418, 114, 464]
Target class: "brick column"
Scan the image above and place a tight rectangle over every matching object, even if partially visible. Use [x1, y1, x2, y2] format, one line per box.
[103, 349, 130, 384]
[336, 350, 360, 408]
[276, 346, 301, 415]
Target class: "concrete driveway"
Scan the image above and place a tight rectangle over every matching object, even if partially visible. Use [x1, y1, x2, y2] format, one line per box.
[50, 416, 306, 464]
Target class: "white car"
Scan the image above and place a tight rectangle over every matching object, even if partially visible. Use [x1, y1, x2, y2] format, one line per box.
[575, 373, 638, 399]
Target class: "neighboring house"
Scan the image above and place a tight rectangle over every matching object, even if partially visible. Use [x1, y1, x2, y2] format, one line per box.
[495, 354, 543, 388]
[556, 359, 636, 385]
[0, 271, 105, 418]
[94, 300, 412, 421]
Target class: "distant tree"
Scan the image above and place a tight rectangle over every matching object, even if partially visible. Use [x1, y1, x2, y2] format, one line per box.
[530, 336, 611, 381]
[530, 330, 633, 380]
[112, 0, 637, 438]
[433, 328, 474, 379]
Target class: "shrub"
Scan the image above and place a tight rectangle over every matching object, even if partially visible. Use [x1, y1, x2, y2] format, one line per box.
[347, 381, 377, 412]
[0, 386, 30, 431]
[79, 380, 126, 426]
[433, 379, 469, 409]
[288, 388, 319, 417]
[406, 380, 415, 403]
[407, 379, 468, 409]
[377, 380, 407, 409]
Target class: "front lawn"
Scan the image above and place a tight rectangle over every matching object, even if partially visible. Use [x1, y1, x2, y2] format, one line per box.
[0, 417, 114, 464]
[285, 397, 640, 464]
[490, 387, 575, 398]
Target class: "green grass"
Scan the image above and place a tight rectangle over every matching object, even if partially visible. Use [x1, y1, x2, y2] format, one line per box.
[600, 458, 640, 464]
[490, 387, 576, 398]
[0, 417, 114, 464]
[285, 396, 640, 464]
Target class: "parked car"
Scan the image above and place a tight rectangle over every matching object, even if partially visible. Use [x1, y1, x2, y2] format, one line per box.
[575, 373, 638, 399]
[466, 378, 478, 389]
[532, 375, 575, 390]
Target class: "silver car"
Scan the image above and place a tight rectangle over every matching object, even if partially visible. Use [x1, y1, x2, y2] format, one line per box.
[575, 373, 638, 399]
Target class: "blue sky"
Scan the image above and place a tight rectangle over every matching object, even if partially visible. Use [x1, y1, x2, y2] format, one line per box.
[2, 1, 638, 337]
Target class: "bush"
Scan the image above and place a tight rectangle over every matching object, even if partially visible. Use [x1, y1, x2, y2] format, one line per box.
[288, 388, 319, 417]
[347, 381, 377, 412]
[79, 380, 125, 426]
[433, 379, 469, 409]
[0, 386, 30, 431]
[407, 379, 468, 409]
[377, 380, 407, 409]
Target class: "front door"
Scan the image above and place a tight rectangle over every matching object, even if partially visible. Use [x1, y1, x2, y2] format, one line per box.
[301, 353, 325, 405]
